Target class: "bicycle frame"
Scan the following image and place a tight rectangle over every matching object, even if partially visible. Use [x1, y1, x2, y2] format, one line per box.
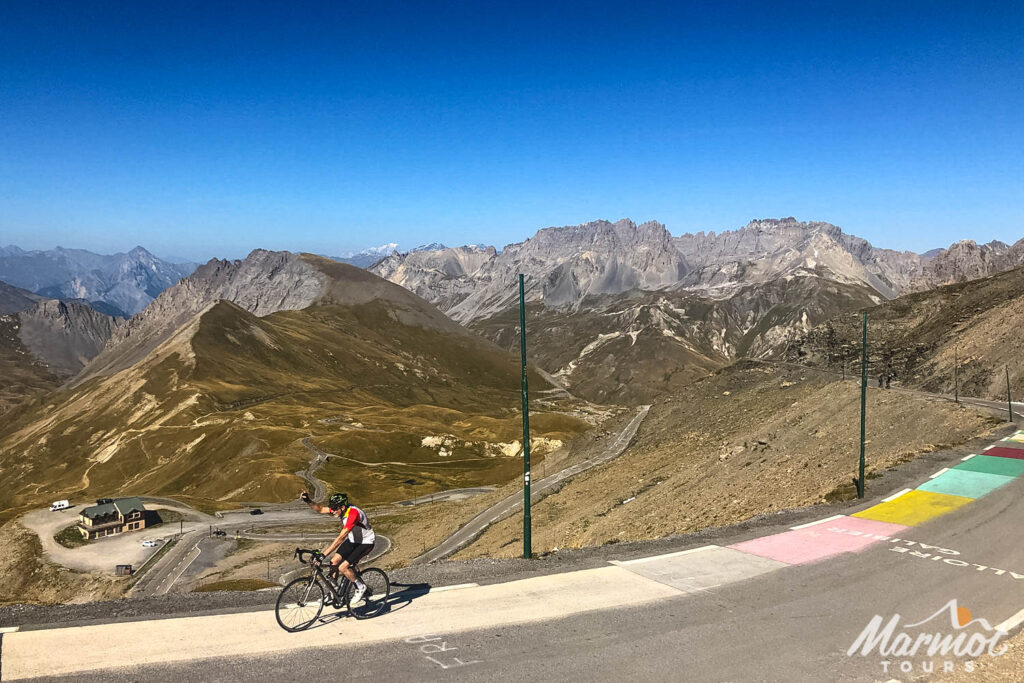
[293, 548, 356, 605]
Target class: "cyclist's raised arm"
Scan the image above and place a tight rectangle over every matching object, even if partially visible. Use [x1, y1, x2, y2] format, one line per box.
[299, 490, 332, 514]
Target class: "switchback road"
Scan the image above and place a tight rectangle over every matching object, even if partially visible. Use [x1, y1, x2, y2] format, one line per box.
[413, 404, 651, 564]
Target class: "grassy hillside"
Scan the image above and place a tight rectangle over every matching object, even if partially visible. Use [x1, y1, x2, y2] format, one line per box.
[0, 299, 589, 522]
[0, 315, 60, 414]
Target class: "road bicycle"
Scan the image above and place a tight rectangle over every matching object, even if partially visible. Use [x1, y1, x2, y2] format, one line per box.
[275, 547, 391, 632]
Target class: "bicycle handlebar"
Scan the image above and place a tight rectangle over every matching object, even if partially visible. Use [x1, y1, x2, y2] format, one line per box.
[294, 547, 322, 564]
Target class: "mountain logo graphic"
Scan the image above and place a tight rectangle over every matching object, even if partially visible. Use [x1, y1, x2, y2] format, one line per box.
[848, 599, 1008, 658]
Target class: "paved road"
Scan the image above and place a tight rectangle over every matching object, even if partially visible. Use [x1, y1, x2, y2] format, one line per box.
[7, 430, 1024, 682]
[131, 506, 369, 596]
[394, 487, 496, 507]
[297, 436, 329, 502]
[413, 405, 651, 564]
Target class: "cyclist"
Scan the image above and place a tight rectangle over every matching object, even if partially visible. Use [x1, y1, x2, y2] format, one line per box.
[300, 490, 376, 603]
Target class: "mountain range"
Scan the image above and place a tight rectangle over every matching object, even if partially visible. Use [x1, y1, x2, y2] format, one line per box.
[1, 216, 1022, 515]
[0, 245, 196, 317]
[371, 217, 1024, 401]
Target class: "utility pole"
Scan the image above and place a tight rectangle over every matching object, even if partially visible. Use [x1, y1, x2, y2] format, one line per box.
[954, 347, 959, 404]
[858, 312, 868, 499]
[519, 274, 532, 559]
[1007, 365, 1014, 422]
[180, 520, 183, 536]
[267, 558, 271, 582]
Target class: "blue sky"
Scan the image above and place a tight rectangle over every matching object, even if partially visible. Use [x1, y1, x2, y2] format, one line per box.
[1, 1, 1021, 261]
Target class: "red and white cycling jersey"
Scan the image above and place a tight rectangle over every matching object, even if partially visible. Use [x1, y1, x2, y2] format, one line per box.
[340, 506, 375, 545]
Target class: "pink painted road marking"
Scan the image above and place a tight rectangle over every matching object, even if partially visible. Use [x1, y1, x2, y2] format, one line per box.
[728, 516, 909, 565]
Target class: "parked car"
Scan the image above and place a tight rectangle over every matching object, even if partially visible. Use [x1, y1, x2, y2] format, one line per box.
[249, 508, 263, 515]
[212, 529, 227, 537]
[141, 540, 159, 548]
[96, 498, 114, 505]
[49, 499, 70, 512]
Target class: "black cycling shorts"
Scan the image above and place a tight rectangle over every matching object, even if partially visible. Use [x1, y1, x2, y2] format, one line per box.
[335, 539, 374, 566]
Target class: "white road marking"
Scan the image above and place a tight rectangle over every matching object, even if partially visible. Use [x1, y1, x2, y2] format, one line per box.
[996, 608, 1024, 633]
[0, 626, 20, 633]
[790, 514, 846, 530]
[430, 583, 479, 593]
[929, 468, 949, 479]
[610, 545, 718, 566]
[160, 540, 202, 595]
[882, 488, 913, 502]
[961, 454, 978, 462]
[984, 445, 994, 451]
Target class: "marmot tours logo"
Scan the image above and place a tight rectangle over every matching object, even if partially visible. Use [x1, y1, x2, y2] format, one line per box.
[847, 599, 1008, 675]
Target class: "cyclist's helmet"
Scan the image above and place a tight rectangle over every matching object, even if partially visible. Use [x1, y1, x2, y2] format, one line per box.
[327, 492, 350, 511]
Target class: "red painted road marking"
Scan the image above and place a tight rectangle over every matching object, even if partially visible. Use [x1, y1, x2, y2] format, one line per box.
[984, 447, 1024, 461]
[729, 516, 909, 565]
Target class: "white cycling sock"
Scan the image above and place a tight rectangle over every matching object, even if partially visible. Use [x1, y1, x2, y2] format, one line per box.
[356, 580, 366, 590]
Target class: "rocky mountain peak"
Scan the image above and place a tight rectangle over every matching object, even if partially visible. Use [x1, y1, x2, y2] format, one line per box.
[77, 250, 327, 382]
[14, 299, 121, 377]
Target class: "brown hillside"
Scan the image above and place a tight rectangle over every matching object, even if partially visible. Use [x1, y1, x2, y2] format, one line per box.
[0, 295, 587, 523]
[786, 264, 1024, 400]
[456, 362, 997, 559]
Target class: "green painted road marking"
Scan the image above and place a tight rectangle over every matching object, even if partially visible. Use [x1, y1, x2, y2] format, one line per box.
[954, 455, 1024, 478]
[916, 468, 1015, 499]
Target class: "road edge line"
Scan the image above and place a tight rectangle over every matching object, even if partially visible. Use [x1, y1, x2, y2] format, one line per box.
[790, 514, 846, 530]
[996, 608, 1024, 633]
[430, 583, 479, 593]
[610, 545, 718, 566]
[961, 454, 978, 462]
[929, 468, 949, 479]
[882, 488, 913, 502]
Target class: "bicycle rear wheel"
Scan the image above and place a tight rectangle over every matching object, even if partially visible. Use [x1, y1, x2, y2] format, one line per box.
[275, 577, 325, 632]
[346, 567, 390, 619]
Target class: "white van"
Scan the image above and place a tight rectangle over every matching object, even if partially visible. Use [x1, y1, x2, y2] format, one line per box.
[49, 500, 70, 512]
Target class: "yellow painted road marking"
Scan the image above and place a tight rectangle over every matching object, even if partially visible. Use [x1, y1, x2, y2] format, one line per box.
[852, 489, 972, 526]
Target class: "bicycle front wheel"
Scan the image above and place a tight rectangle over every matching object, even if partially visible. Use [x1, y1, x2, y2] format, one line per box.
[275, 577, 325, 632]
[346, 568, 390, 619]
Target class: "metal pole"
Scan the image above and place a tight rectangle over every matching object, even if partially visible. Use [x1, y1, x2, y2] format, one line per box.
[954, 346, 959, 404]
[1007, 365, 1014, 422]
[858, 312, 868, 499]
[519, 274, 532, 559]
